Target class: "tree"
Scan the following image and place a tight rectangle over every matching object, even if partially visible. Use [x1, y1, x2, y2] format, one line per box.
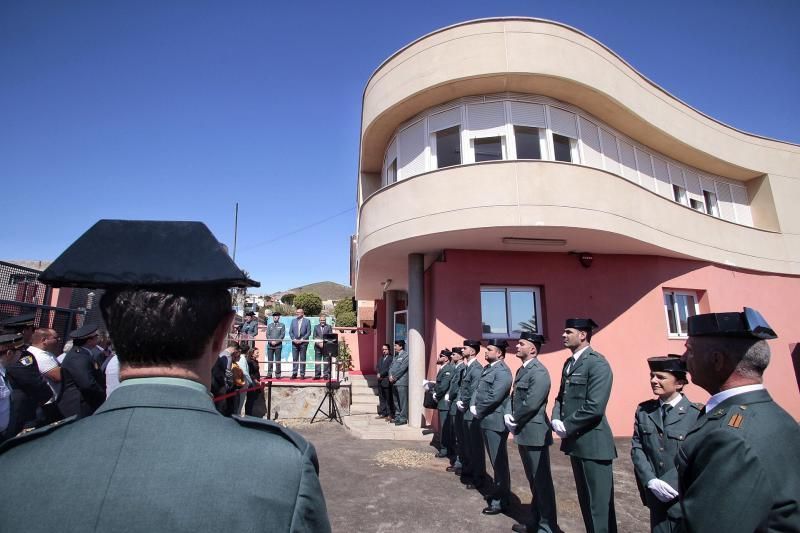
[336, 310, 357, 327]
[293, 292, 322, 316]
[281, 293, 296, 305]
[333, 298, 354, 316]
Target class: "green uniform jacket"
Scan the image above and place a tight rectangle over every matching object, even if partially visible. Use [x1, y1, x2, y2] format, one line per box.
[389, 350, 409, 386]
[552, 347, 617, 460]
[459, 359, 484, 421]
[473, 360, 512, 432]
[631, 395, 702, 517]
[448, 363, 465, 415]
[512, 358, 553, 447]
[434, 362, 455, 410]
[0, 379, 331, 533]
[676, 389, 800, 533]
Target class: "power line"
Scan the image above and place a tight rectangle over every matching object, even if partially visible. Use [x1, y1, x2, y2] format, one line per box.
[240, 206, 356, 251]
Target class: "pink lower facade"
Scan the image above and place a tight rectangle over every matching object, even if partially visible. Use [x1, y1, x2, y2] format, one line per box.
[361, 249, 800, 436]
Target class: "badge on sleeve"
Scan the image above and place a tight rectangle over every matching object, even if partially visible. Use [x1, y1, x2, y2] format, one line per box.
[19, 355, 34, 367]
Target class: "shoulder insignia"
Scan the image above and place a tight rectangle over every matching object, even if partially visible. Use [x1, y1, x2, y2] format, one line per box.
[19, 355, 34, 367]
[0, 416, 78, 454]
[638, 399, 659, 408]
[727, 413, 744, 429]
[692, 402, 704, 410]
[231, 415, 310, 453]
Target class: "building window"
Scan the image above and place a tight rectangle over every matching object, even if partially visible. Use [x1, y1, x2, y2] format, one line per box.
[552, 133, 573, 163]
[673, 184, 687, 205]
[434, 126, 461, 169]
[514, 126, 542, 159]
[387, 158, 397, 184]
[703, 190, 719, 217]
[689, 198, 704, 212]
[473, 136, 504, 162]
[480, 286, 542, 338]
[663, 290, 699, 337]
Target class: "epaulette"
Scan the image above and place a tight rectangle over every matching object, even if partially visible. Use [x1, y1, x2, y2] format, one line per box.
[692, 402, 704, 410]
[0, 416, 77, 454]
[231, 415, 310, 453]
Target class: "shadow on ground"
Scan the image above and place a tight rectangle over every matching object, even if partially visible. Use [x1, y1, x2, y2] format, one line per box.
[290, 421, 649, 533]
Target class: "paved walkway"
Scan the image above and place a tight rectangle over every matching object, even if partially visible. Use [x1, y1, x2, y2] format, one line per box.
[291, 421, 649, 533]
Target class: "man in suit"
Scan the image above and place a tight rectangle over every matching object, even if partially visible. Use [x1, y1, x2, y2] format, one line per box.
[456, 339, 486, 489]
[388, 340, 409, 425]
[266, 311, 285, 379]
[433, 348, 454, 458]
[677, 308, 800, 532]
[0, 219, 330, 532]
[58, 325, 107, 419]
[506, 332, 558, 533]
[239, 311, 258, 350]
[472, 339, 513, 515]
[289, 308, 311, 379]
[551, 318, 617, 533]
[375, 343, 394, 420]
[312, 315, 334, 380]
[445, 347, 465, 473]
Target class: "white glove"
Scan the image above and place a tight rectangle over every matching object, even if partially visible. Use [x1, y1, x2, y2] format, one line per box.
[503, 414, 517, 432]
[469, 405, 477, 416]
[551, 419, 567, 438]
[444, 393, 450, 402]
[456, 400, 465, 411]
[432, 392, 438, 401]
[647, 479, 679, 502]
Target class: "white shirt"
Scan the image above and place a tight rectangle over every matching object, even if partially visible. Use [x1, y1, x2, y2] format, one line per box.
[522, 358, 535, 369]
[705, 384, 765, 414]
[566, 345, 590, 372]
[0, 366, 11, 434]
[27, 346, 60, 396]
[105, 355, 120, 398]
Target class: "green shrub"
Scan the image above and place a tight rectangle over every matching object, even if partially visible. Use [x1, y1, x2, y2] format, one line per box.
[293, 292, 322, 316]
[335, 310, 357, 327]
[281, 293, 296, 305]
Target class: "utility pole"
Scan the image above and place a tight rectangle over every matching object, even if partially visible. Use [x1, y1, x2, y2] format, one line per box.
[233, 202, 239, 261]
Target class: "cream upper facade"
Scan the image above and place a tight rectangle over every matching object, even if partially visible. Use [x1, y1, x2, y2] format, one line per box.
[354, 17, 800, 300]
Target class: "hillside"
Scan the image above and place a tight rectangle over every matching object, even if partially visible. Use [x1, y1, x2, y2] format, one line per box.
[278, 281, 354, 301]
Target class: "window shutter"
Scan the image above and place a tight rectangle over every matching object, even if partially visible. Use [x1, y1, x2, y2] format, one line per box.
[635, 147, 656, 191]
[383, 138, 397, 186]
[731, 185, 753, 226]
[684, 170, 703, 201]
[509, 101, 546, 128]
[549, 107, 578, 138]
[715, 181, 735, 221]
[429, 107, 461, 133]
[466, 102, 506, 137]
[652, 157, 672, 198]
[578, 117, 603, 169]
[397, 120, 426, 179]
[600, 129, 621, 174]
[619, 140, 638, 183]
[669, 164, 686, 188]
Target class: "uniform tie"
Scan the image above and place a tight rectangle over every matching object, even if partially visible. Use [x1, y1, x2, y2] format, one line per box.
[661, 404, 671, 426]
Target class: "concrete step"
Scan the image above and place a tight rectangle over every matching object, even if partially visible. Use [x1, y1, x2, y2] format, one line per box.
[343, 414, 432, 441]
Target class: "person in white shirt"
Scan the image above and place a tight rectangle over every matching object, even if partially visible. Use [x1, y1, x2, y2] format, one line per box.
[105, 354, 120, 397]
[26, 328, 62, 398]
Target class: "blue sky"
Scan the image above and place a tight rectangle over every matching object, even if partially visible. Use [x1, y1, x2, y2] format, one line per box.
[1, 1, 798, 293]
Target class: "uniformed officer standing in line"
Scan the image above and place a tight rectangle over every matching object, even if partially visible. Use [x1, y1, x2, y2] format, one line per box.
[457, 339, 486, 489]
[677, 308, 800, 532]
[630, 356, 701, 533]
[505, 332, 558, 533]
[551, 318, 617, 533]
[0, 219, 330, 532]
[472, 339, 513, 515]
[433, 348, 454, 458]
[445, 347, 465, 472]
[0, 314, 60, 435]
[266, 311, 285, 379]
[0, 333, 24, 442]
[389, 339, 409, 425]
[58, 324, 106, 419]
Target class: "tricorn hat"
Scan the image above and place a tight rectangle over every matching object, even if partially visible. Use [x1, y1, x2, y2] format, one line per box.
[486, 339, 508, 353]
[565, 318, 598, 331]
[519, 331, 545, 345]
[463, 339, 482, 352]
[687, 307, 777, 340]
[647, 355, 687, 374]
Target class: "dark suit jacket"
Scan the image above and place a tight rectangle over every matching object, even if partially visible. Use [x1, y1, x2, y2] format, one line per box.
[58, 346, 105, 419]
[512, 358, 553, 447]
[376, 354, 393, 387]
[677, 389, 800, 532]
[473, 360, 512, 432]
[312, 324, 333, 348]
[5, 350, 56, 434]
[551, 347, 616, 460]
[289, 318, 311, 341]
[0, 380, 331, 533]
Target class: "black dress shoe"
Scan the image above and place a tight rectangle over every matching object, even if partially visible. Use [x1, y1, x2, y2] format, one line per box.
[465, 484, 476, 490]
[511, 524, 528, 533]
[394, 420, 407, 426]
[435, 451, 448, 458]
[481, 505, 502, 515]
[375, 415, 387, 419]
[454, 467, 462, 475]
[445, 465, 457, 472]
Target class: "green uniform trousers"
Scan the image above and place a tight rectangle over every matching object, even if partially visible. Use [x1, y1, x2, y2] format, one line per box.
[570, 456, 617, 533]
[518, 445, 558, 533]
[483, 428, 510, 507]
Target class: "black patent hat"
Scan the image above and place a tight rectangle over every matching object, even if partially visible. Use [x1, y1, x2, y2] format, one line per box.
[565, 318, 598, 330]
[69, 324, 99, 340]
[439, 349, 452, 358]
[39, 220, 259, 289]
[0, 313, 35, 332]
[519, 331, 545, 344]
[647, 355, 687, 374]
[463, 339, 482, 351]
[687, 307, 777, 340]
[0, 332, 24, 349]
[486, 339, 508, 352]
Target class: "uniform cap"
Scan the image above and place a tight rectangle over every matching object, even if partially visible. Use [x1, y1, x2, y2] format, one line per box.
[39, 220, 259, 289]
[463, 339, 482, 351]
[450, 347, 463, 355]
[439, 349, 452, 358]
[486, 339, 508, 353]
[0, 332, 24, 349]
[70, 324, 99, 340]
[687, 307, 777, 340]
[565, 318, 598, 330]
[647, 355, 687, 374]
[519, 331, 545, 345]
[0, 313, 36, 332]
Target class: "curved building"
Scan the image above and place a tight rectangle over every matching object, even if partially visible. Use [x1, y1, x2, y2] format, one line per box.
[353, 18, 800, 434]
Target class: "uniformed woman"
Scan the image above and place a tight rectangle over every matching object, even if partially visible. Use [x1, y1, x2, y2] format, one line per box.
[630, 355, 702, 533]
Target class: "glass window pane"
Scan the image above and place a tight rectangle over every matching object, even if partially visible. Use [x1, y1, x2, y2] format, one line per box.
[436, 126, 461, 168]
[690, 199, 704, 212]
[474, 136, 503, 162]
[676, 294, 696, 334]
[703, 191, 719, 216]
[673, 185, 687, 205]
[509, 290, 536, 336]
[664, 292, 678, 334]
[514, 126, 541, 159]
[387, 159, 397, 184]
[553, 134, 572, 162]
[480, 290, 508, 335]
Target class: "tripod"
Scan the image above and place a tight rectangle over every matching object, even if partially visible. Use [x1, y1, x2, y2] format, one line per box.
[311, 337, 342, 424]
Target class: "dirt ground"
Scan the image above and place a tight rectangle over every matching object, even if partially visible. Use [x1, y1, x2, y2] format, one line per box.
[290, 421, 649, 533]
